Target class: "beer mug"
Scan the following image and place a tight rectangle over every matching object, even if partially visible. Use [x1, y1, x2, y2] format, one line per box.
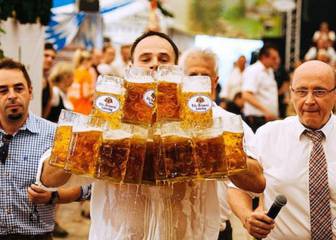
[160, 122, 196, 182]
[96, 124, 132, 181]
[155, 65, 183, 122]
[222, 115, 247, 175]
[123, 125, 148, 184]
[66, 116, 105, 177]
[181, 76, 213, 129]
[122, 66, 155, 126]
[91, 75, 124, 129]
[193, 118, 228, 179]
[152, 125, 167, 184]
[49, 110, 83, 168]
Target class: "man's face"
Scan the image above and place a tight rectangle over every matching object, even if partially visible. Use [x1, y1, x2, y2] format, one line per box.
[184, 54, 218, 99]
[291, 62, 336, 129]
[132, 36, 176, 71]
[262, 49, 279, 69]
[104, 47, 116, 64]
[236, 56, 246, 71]
[0, 69, 32, 123]
[43, 49, 56, 72]
[121, 45, 131, 63]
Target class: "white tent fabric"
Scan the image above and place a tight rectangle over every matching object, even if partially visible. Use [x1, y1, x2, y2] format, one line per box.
[47, 0, 148, 50]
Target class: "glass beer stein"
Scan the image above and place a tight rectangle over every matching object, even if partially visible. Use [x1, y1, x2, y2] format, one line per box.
[123, 125, 148, 184]
[193, 118, 228, 179]
[66, 116, 105, 177]
[222, 115, 247, 175]
[155, 65, 183, 122]
[181, 76, 213, 129]
[49, 110, 83, 168]
[122, 67, 155, 126]
[160, 122, 196, 182]
[91, 75, 124, 129]
[96, 124, 132, 182]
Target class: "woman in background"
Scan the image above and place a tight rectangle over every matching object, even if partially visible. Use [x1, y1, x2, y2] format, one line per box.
[68, 50, 95, 115]
[47, 62, 74, 122]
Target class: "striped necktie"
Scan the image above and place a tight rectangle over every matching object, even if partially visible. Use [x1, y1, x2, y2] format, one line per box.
[305, 130, 333, 239]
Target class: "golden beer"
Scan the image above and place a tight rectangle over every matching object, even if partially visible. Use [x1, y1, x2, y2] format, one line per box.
[49, 125, 73, 168]
[123, 137, 147, 184]
[180, 92, 213, 129]
[122, 81, 156, 125]
[194, 135, 228, 178]
[156, 82, 180, 122]
[161, 135, 196, 181]
[223, 131, 247, 175]
[96, 138, 130, 181]
[91, 91, 124, 129]
[67, 129, 103, 176]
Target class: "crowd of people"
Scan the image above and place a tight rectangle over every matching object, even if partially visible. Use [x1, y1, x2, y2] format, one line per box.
[0, 21, 335, 240]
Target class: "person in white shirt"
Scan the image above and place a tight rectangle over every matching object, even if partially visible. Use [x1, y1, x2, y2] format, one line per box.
[242, 45, 280, 132]
[181, 48, 260, 240]
[220, 55, 246, 101]
[97, 45, 118, 76]
[304, 38, 336, 64]
[312, 21, 335, 44]
[37, 31, 265, 240]
[228, 60, 336, 240]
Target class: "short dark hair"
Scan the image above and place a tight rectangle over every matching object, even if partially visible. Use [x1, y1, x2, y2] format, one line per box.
[130, 31, 179, 64]
[258, 44, 278, 59]
[44, 42, 56, 53]
[0, 58, 32, 88]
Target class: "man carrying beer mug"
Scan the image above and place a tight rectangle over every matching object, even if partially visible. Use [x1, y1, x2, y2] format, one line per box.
[38, 31, 265, 240]
[0, 58, 86, 240]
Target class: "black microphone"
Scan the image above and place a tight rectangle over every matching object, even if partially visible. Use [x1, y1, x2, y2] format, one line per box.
[257, 195, 287, 240]
[267, 194, 287, 219]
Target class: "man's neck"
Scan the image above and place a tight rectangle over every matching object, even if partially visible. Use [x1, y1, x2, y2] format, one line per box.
[0, 115, 28, 135]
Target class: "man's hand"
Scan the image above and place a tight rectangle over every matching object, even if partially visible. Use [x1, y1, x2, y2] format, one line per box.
[27, 184, 52, 204]
[243, 210, 275, 239]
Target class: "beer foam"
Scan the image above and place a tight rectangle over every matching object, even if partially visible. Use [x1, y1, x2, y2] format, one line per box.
[104, 129, 132, 140]
[73, 126, 103, 133]
[96, 83, 123, 94]
[222, 115, 244, 133]
[182, 76, 211, 92]
[126, 76, 154, 83]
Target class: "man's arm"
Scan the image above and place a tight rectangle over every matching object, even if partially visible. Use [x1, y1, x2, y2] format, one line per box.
[40, 159, 72, 188]
[27, 184, 81, 204]
[228, 157, 265, 193]
[242, 91, 277, 121]
[227, 188, 274, 239]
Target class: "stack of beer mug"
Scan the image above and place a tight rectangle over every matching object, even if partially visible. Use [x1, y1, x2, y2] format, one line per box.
[49, 65, 247, 185]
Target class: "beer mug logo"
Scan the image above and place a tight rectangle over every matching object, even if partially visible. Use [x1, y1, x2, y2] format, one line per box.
[143, 90, 155, 108]
[95, 95, 120, 113]
[187, 95, 212, 113]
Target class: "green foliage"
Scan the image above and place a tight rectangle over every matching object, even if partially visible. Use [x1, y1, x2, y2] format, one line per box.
[0, 0, 52, 26]
[189, 0, 224, 34]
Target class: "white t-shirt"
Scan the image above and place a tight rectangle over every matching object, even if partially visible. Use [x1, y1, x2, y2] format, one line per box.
[252, 115, 336, 240]
[242, 61, 279, 117]
[220, 67, 243, 101]
[36, 104, 255, 240]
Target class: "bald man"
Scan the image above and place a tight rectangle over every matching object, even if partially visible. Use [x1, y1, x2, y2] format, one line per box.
[227, 60, 336, 239]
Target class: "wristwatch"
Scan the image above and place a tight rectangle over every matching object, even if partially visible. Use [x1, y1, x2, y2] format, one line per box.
[48, 191, 60, 205]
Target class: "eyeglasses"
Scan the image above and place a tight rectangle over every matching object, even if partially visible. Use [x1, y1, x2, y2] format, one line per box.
[290, 86, 336, 98]
[0, 134, 13, 164]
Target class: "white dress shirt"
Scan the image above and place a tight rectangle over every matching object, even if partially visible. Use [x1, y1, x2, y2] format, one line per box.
[242, 61, 279, 117]
[36, 104, 255, 240]
[252, 115, 336, 240]
[220, 67, 243, 101]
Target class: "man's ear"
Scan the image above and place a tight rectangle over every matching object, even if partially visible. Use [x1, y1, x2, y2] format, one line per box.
[29, 87, 33, 100]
